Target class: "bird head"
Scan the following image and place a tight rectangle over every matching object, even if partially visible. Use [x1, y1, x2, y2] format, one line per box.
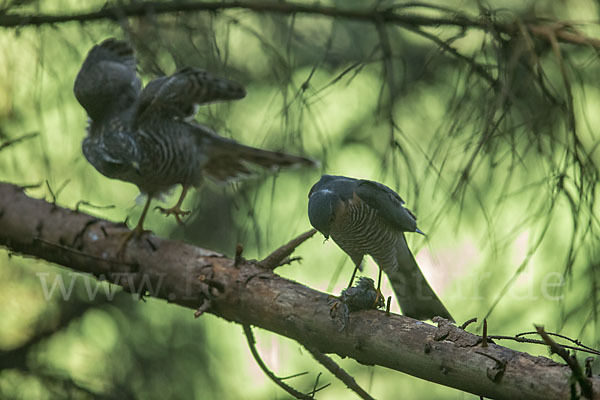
[308, 188, 339, 239]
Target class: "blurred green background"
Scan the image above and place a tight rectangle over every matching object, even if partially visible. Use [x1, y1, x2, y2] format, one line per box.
[0, 0, 599, 399]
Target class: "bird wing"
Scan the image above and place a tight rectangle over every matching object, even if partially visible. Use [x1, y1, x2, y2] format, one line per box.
[354, 179, 418, 232]
[74, 38, 141, 115]
[134, 67, 246, 125]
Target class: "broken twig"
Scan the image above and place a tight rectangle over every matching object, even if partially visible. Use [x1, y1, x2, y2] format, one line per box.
[536, 325, 593, 399]
[305, 345, 375, 400]
[242, 324, 311, 400]
[259, 228, 317, 269]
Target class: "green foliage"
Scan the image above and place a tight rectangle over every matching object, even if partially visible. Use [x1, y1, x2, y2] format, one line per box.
[0, 0, 599, 398]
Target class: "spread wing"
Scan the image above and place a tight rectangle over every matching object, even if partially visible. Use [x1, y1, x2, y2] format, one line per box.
[74, 38, 141, 119]
[355, 179, 419, 233]
[134, 67, 246, 125]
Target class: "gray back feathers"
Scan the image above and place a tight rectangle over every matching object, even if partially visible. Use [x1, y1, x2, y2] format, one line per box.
[308, 175, 419, 238]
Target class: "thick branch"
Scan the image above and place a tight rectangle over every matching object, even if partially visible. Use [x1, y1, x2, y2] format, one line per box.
[0, 181, 599, 400]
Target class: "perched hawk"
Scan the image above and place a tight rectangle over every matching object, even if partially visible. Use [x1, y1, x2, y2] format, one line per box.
[308, 175, 453, 321]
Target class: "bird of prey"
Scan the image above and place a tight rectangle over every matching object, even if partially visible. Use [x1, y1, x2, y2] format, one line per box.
[74, 38, 315, 248]
[308, 175, 453, 321]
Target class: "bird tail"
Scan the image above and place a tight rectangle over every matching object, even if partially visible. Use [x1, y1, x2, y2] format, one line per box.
[234, 143, 317, 168]
[204, 137, 318, 182]
[384, 235, 454, 322]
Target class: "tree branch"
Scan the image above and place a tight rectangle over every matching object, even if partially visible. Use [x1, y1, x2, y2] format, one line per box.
[243, 324, 312, 400]
[0, 132, 38, 152]
[259, 228, 316, 269]
[1, 181, 599, 400]
[536, 325, 594, 399]
[0, 2, 485, 28]
[2, 1, 599, 49]
[304, 345, 375, 400]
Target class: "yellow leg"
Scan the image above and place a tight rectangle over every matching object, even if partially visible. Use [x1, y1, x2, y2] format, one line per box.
[347, 264, 360, 289]
[156, 186, 191, 225]
[118, 195, 153, 256]
[374, 268, 384, 307]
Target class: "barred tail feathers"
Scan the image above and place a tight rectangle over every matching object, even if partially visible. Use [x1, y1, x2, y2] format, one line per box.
[385, 235, 454, 322]
[203, 139, 317, 182]
[233, 142, 317, 169]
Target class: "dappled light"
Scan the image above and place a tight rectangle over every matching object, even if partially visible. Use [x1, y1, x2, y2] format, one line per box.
[1, 1, 599, 399]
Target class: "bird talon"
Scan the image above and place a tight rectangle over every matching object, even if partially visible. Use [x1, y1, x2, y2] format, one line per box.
[155, 205, 191, 225]
[329, 298, 341, 314]
[373, 288, 384, 308]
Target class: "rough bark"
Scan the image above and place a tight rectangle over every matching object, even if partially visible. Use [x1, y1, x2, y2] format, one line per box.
[0, 181, 598, 400]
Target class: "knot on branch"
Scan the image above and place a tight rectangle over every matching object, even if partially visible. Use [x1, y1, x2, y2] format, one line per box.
[433, 317, 481, 347]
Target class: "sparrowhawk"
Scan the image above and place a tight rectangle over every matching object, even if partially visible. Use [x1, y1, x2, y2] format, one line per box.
[74, 38, 316, 247]
[308, 175, 453, 321]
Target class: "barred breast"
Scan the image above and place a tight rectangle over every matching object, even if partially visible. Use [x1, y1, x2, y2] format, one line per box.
[330, 196, 400, 271]
[134, 122, 206, 194]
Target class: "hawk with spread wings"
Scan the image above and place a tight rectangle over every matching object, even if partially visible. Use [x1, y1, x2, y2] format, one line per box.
[74, 38, 315, 249]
